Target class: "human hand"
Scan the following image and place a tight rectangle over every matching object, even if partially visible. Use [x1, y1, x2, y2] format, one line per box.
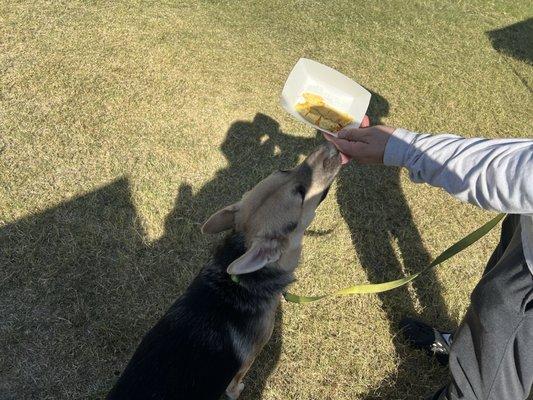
[323, 116, 396, 165]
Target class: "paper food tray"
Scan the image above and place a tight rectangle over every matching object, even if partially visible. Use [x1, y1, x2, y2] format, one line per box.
[281, 58, 371, 135]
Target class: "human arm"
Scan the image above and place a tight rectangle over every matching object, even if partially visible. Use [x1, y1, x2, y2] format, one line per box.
[325, 126, 533, 214]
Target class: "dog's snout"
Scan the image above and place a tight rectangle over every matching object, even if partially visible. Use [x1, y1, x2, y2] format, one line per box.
[306, 142, 338, 166]
[316, 142, 339, 164]
[300, 142, 341, 178]
[323, 141, 338, 159]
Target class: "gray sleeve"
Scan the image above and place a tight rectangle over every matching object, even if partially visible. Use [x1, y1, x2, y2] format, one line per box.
[383, 128, 533, 214]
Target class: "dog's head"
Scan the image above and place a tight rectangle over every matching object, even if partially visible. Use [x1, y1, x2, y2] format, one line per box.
[202, 142, 341, 275]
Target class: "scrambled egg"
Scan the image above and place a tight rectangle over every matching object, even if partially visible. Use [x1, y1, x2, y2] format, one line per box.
[295, 92, 353, 132]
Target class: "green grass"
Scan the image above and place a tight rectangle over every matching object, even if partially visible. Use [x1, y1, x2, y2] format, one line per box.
[1, 1, 531, 399]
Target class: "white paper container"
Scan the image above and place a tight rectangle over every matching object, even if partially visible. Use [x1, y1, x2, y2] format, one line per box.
[281, 58, 371, 135]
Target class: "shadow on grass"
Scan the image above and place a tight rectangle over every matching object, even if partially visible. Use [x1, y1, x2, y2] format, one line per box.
[1, 107, 452, 399]
[487, 18, 532, 65]
[0, 178, 153, 398]
[487, 18, 533, 94]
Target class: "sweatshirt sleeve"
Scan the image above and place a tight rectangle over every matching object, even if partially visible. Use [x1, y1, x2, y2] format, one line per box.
[383, 128, 533, 214]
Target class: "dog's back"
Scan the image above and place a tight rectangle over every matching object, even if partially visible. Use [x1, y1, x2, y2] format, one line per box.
[107, 306, 239, 399]
[107, 233, 292, 400]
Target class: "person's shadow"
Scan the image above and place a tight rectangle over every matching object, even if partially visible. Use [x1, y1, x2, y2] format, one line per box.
[486, 18, 533, 93]
[486, 18, 532, 65]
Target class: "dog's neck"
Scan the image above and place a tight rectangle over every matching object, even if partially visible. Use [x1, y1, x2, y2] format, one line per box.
[213, 231, 295, 294]
[213, 231, 248, 267]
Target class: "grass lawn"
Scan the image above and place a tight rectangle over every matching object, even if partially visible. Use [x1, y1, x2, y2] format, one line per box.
[1, 1, 531, 399]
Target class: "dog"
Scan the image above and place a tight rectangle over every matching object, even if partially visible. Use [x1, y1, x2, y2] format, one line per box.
[107, 142, 341, 399]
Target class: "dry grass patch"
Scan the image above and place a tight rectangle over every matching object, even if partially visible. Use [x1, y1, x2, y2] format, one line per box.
[1, 1, 531, 399]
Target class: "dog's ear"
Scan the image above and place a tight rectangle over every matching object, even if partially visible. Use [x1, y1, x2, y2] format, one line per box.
[227, 239, 281, 275]
[201, 202, 240, 234]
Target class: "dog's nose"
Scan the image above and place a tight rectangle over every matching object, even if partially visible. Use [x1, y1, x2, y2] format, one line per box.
[322, 141, 339, 159]
[303, 142, 340, 171]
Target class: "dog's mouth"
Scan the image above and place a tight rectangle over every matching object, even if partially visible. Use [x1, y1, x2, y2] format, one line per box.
[322, 142, 341, 172]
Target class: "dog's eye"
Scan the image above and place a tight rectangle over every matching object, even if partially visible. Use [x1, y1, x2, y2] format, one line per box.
[294, 184, 306, 201]
[278, 169, 291, 174]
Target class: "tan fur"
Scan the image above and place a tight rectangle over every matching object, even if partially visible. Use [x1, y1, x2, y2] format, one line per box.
[225, 302, 277, 399]
[203, 142, 341, 398]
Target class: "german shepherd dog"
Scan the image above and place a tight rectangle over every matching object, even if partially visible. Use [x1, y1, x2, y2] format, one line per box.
[107, 142, 341, 399]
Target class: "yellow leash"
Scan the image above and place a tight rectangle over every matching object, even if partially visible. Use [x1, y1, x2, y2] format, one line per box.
[283, 213, 505, 304]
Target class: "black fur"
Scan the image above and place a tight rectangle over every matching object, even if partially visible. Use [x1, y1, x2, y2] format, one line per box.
[107, 232, 294, 400]
[281, 221, 298, 235]
[319, 185, 331, 205]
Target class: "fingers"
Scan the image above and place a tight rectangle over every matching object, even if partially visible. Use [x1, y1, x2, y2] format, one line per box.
[340, 152, 351, 165]
[322, 133, 351, 164]
[322, 132, 335, 143]
[332, 137, 365, 157]
[322, 133, 365, 159]
[336, 115, 371, 140]
[337, 128, 367, 141]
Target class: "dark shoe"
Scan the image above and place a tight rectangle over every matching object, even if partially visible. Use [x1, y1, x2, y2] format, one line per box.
[400, 317, 452, 366]
[426, 386, 448, 400]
